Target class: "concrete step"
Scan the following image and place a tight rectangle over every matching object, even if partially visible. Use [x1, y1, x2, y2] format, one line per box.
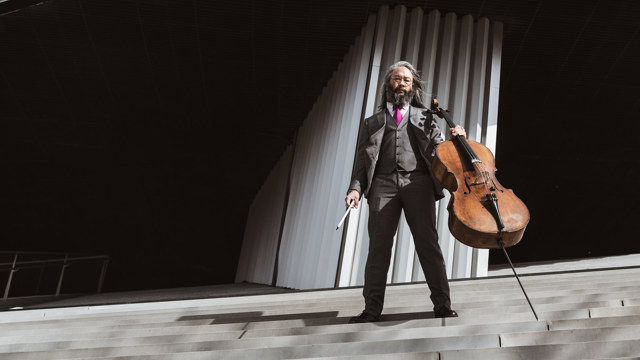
[591, 305, 640, 318]
[500, 325, 640, 346]
[2, 268, 639, 324]
[2, 308, 586, 359]
[303, 353, 640, 360]
[0, 320, 547, 353]
[549, 314, 640, 330]
[0, 315, 546, 345]
[371, 276, 634, 298]
[1, 285, 634, 332]
[12, 326, 640, 360]
[0, 297, 595, 337]
[241, 318, 547, 340]
[487, 253, 640, 276]
[0, 333, 501, 359]
[0, 324, 246, 345]
[1, 276, 638, 332]
[87, 354, 441, 360]
[302, 354, 440, 360]
[447, 272, 640, 291]
[1, 265, 638, 359]
[439, 339, 640, 359]
[0, 320, 247, 337]
[73, 340, 640, 360]
[623, 298, 640, 306]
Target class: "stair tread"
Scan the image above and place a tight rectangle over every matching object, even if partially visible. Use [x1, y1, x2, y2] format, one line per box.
[1, 266, 638, 359]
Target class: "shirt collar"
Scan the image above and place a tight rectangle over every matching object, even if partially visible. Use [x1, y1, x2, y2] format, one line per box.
[387, 102, 408, 115]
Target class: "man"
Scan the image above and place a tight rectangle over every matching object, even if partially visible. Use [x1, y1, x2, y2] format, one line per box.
[345, 61, 465, 323]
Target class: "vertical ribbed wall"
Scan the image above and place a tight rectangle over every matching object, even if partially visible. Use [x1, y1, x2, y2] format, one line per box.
[237, 6, 503, 290]
[235, 145, 293, 285]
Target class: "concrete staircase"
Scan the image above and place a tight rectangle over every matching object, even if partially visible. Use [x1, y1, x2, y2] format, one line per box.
[1, 262, 640, 359]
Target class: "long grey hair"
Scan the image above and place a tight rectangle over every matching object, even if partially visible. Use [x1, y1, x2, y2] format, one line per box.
[379, 61, 428, 110]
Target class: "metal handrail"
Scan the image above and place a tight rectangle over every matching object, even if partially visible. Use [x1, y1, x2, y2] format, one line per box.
[0, 255, 109, 268]
[0, 251, 71, 255]
[2, 252, 109, 301]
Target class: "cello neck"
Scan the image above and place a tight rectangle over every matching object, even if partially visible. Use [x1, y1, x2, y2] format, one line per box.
[435, 105, 457, 130]
[431, 99, 481, 164]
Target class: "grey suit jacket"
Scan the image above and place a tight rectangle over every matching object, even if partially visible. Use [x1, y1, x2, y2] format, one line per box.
[348, 105, 445, 200]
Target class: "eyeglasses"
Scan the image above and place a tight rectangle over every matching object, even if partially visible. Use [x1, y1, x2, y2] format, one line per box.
[391, 76, 412, 84]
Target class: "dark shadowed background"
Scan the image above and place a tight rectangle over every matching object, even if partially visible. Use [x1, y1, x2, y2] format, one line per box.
[1, 0, 639, 292]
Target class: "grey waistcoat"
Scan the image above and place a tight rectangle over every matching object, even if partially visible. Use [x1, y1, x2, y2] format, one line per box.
[374, 110, 428, 176]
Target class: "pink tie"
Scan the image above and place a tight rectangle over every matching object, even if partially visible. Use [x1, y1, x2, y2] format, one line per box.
[395, 107, 403, 124]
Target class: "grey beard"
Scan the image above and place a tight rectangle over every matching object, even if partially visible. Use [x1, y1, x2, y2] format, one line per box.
[386, 88, 415, 107]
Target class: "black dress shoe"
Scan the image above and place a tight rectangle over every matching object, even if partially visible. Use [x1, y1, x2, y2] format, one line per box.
[348, 311, 381, 323]
[434, 308, 458, 318]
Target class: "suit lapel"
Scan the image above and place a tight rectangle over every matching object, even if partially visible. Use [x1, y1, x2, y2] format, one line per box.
[370, 111, 386, 133]
[367, 111, 386, 144]
[408, 105, 434, 158]
[409, 106, 430, 138]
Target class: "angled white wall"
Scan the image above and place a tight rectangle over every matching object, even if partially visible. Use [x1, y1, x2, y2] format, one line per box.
[236, 6, 504, 290]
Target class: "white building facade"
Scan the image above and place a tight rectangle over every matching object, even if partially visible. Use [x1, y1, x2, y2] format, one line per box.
[236, 5, 504, 290]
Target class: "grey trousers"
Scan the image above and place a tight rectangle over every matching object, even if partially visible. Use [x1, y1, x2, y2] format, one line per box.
[364, 171, 451, 315]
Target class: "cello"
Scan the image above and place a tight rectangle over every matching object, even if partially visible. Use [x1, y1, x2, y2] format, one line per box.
[430, 98, 538, 320]
[430, 99, 530, 249]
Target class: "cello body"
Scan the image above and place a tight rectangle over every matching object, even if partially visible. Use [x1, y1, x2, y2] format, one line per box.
[432, 136, 530, 249]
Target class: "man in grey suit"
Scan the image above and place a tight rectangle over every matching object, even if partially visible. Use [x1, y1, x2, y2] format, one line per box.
[346, 61, 465, 323]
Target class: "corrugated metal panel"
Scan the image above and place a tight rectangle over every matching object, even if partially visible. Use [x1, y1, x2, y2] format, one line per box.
[237, 6, 504, 289]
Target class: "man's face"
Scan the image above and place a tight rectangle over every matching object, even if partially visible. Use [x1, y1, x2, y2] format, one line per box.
[389, 67, 413, 96]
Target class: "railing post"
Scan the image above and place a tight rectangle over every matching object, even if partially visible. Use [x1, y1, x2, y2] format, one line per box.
[97, 259, 109, 293]
[3, 253, 19, 301]
[36, 267, 45, 295]
[56, 254, 69, 296]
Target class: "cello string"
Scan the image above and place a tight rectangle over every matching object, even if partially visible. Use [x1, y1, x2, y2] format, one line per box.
[437, 104, 493, 200]
[456, 135, 492, 196]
